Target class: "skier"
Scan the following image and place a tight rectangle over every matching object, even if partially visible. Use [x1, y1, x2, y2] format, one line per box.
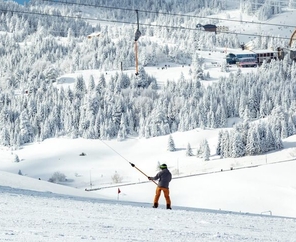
[148, 164, 172, 209]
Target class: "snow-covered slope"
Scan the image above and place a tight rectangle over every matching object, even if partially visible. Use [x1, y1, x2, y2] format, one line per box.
[1, 129, 296, 218]
[1, 170, 296, 242]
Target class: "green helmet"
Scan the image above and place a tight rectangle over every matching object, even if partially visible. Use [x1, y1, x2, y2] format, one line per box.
[160, 164, 167, 169]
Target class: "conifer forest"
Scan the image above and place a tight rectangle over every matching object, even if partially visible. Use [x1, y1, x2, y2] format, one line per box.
[1, 0, 296, 159]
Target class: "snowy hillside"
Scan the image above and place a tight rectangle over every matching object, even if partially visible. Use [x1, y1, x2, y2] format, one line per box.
[1, 1, 296, 241]
[1, 143, 296, 242]
[1, 128, 296, 218]
[1, 177, 296, 242]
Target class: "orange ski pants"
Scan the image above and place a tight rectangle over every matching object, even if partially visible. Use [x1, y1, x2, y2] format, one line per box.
[154, 186, 171, 206]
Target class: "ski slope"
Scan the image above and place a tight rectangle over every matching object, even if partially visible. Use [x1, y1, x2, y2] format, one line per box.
[1, 129, 296, 219]
[3, 69, 295, 241]
[1, 171, 295, 242]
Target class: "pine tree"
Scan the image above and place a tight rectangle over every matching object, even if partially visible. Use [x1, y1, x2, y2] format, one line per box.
[88, 75, 96, 93]
[265, 125, 276, 152]
[281, 120, 288, 139]
[256, 122, 267, 154]
[231, 131, 245, 158]
[202, 139, 210, 161]
[274, 131, 284, 150]
[246, 126, 260, 155]
[19, 110, 33, 145]
[248, 89, 259, 119]
[216, 130, 223, 156]
[287, 115, 296, 137]
[14, 154, 20, 163]
[144, 123, 150, 138]
[74, 75, 86, 100]
[117, 114, 127, 141]
[1, 127, 10, 146]
[222, 131, 231, 158]
[167, 135, 176, 152]
[44, 66, 58, 83]
[186, 143, 193, 156]
[192, 52, 205, 80]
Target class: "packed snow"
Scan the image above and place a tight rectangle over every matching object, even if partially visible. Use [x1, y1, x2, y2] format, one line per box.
[1, 181, 295, 241]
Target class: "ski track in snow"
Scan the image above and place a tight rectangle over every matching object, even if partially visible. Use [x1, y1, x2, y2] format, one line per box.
[1, 186, 295, 242]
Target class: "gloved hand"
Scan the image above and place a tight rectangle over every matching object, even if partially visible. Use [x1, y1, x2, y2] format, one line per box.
[148, 177, 152, 180]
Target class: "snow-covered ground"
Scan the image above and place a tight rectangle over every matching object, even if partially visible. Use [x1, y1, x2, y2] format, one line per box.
[1, 179, 295, 242]
[1, 128, 296, 241]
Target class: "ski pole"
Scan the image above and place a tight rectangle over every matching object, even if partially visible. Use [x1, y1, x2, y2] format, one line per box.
[129, 162, 158, 185]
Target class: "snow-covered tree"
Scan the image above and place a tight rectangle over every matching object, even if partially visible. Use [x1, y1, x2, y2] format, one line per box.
[167, 135, 176, 152]
[14, 154, 20, 163]
[231, 132, 245, 158]
[216, 130, 223, 156]
[19, 110, 34, 145]
[186, 143, 193, 156]
[74, 75, 86, 99]
[202, 139, 210, 161]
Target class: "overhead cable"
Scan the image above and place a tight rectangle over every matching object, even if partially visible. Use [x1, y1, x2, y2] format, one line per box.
[0, 7, 292, 41]
[41, 0, 296, 29]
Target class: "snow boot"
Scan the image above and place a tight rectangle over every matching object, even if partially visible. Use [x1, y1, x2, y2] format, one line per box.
[152, 203, 158, 208]
[166, 204, 172, 210]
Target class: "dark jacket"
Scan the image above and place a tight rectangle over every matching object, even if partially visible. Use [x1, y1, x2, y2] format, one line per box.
[150, 168, 172, 188]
